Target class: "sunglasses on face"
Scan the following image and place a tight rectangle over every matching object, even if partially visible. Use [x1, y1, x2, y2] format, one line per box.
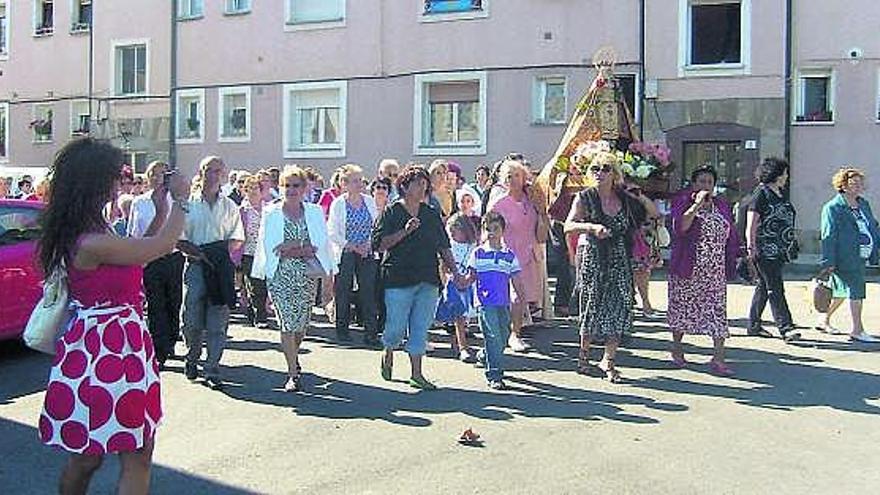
[374, 185, 389, 191]
[589, 165, 613, 174]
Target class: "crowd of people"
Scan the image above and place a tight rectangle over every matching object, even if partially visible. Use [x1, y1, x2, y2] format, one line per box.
[30, 136, 878, 493]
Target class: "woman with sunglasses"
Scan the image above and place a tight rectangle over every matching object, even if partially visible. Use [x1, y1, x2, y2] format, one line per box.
[564, 149, 657, 382]
[252, 165, 336, 392]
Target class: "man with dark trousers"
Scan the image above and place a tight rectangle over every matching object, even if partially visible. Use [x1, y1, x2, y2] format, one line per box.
[128, 161, 185, 369]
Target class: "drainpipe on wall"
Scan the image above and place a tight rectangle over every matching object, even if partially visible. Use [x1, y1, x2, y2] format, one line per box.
[783, 0, 793, 164]
[87, 1, 94, 134]
[783, 0, 793, 200]
[168, 0, 179, 168]
[638, 0, 645, 141]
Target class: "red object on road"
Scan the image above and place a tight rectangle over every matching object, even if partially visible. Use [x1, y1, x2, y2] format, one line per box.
[0, 200, 45, 341]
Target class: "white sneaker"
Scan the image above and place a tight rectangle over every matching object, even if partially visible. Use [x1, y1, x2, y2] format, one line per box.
[850, 332, 880, 343]
[815, 317, 842, 335]
[508, 336, 530, 353]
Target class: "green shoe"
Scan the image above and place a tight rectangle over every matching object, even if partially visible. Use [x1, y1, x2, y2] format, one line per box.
[408, 376, 437, 391]
[380, 355, 392, 382]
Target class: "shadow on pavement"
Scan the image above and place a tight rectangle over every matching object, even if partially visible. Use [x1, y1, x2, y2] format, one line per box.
[0, 340, 51, 405]
[0, 417, 259, 494]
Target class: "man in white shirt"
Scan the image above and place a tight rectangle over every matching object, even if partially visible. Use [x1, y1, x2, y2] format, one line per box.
[128, 161, 184, 369]
[220, 170, 237, 198]
[179, 156, 245, 390]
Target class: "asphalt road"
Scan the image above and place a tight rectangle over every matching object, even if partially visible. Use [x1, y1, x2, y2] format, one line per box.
[1, 280, 879, 494]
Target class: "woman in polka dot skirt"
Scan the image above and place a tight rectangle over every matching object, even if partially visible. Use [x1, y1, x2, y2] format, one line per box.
[37, 138, 189, 495]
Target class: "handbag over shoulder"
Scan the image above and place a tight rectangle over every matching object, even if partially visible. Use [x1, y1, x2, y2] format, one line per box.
[23, 263, 74, 355]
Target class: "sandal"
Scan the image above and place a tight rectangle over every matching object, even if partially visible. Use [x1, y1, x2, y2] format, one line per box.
[380, 354, 392, 381]
[671, 351, 688, 369]
[284, 374, 302, 392]
[409, 376, 437, 391]
[708, 360, 735, 376]
[598, 360, 621, 383]
[576, 351, 590, 375]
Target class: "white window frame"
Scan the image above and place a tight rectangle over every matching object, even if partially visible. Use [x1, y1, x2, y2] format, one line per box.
[33, 0, 54, 37]
[0, 1, 10, 59]
[793, 68, 835, 126]
[177, 0, 203, 20]
[69, 0, 90, 33]
[0, 102, 9, 163]
[176, 88, 205, 144]
[111, 39, 149, 97]
[414, 71, 488, 156]
[420, 0, 489, 23]
[285, 0, 346, 31]
[224, 0, 251, 15]
[532, 76, 567, 126]
[678, 0, 751, 77]
[218, 86, 251, 143]
[282, 80, 347, 159]
[125, 151, 149, 174]
[31, 103, 53, 144]
[615, 72, 642, 124]
[69, 99, 90, 137]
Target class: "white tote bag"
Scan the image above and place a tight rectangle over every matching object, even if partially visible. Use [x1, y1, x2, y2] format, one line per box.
[23, 266, 73, 355]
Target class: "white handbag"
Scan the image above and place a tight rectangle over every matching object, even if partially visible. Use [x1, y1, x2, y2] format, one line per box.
[23, 265, 73, 355]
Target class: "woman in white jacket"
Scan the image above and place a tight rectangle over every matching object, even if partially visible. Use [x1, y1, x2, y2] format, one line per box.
[327, 164, 381, 347]
[252, 165, 336, 392]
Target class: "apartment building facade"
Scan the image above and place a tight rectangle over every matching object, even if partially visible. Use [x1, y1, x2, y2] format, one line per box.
[1, 0, 878, 249]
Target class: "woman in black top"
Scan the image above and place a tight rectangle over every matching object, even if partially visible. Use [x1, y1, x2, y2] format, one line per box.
[746, 158, 799, 342]
[374, 165, 462, 390]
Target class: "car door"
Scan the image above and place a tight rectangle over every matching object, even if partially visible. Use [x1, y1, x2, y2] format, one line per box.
[0, 203, 44, 340]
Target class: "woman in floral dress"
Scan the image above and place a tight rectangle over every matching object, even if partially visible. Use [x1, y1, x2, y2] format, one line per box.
[667, 167, 741, 375]
[38, 138, 189, 494]
[565, 150, 656, 382]
[253, 166, 335, 392]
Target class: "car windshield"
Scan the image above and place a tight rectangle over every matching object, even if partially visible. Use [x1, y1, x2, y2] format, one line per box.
[0, 207, 42, 246]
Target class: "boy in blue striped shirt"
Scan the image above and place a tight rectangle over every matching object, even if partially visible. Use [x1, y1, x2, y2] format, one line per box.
[466, 212, 527, 390]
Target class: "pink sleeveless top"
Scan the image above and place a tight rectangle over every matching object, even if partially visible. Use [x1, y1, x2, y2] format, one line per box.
[67, 264, 145, 311]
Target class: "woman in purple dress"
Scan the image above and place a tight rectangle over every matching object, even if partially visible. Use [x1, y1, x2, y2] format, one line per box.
[667, 167, 742, 375]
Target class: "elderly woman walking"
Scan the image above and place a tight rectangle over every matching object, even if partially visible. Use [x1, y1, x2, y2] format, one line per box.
[375, 165, 463, 390]
[668, 167, 742, 375]
[565, 150, 657, 382]
[818, 167, 880, 343]
[328, 164, 381, 347]
[490, 159, 542, 352]
[252, 166, 335, 392]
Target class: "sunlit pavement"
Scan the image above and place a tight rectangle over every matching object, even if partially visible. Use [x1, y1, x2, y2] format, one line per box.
[2, 280, 878, 494]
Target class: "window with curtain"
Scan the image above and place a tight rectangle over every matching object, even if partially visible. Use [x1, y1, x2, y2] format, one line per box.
[426, 81, 480, 145]
[116, 44, 147, 95]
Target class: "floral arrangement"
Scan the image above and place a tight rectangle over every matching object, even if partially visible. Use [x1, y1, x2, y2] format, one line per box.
[618, 141, 672, 180]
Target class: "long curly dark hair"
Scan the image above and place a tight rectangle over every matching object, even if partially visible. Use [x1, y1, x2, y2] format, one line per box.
[38, 138, 124, 275]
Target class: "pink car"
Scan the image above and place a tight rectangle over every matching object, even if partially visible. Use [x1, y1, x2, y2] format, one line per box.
[0, 199, 44, 341]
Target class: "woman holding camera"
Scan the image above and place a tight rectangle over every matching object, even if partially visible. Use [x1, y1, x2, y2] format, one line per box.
[667, 167, 742, 374]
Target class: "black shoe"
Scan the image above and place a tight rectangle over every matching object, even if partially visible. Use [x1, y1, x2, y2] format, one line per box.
[206, 375, 224, 390]
[781, 328, 802, 343]
[184, 362, 198, 381]
[747, 327, 773, 338]
[336, 330, 353, 343]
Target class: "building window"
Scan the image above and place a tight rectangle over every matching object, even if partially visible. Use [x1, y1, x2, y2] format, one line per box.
[679, 0, 750, 74]
[31, 104, 53, 143]
[218, 86, 251, 142]
[615, 73, 640, 123]
[176, 89, 204, 143]
[795, 69, 834, 123]
[0, 103, 8, 160]
[34, 0, 54, 36]
[424, 0, 483, 14]
[414, 71, 487, 155]
[71, 0, 91, 32]
[177, 0, 203, 20]
[533, 77, 567, 125]
[70, 100, 90, 136]
[0, 2, 8, 56]
[225, 0, 251, 15]
[287, 0, 345, 25]
[115, 43, 147, 96]
[283, 81, 347, 159]
[125, 151, 149, 174]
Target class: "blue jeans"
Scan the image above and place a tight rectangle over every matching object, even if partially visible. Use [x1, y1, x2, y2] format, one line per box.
[479, 305, 511, 382]
[382, 283, 440, 356]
